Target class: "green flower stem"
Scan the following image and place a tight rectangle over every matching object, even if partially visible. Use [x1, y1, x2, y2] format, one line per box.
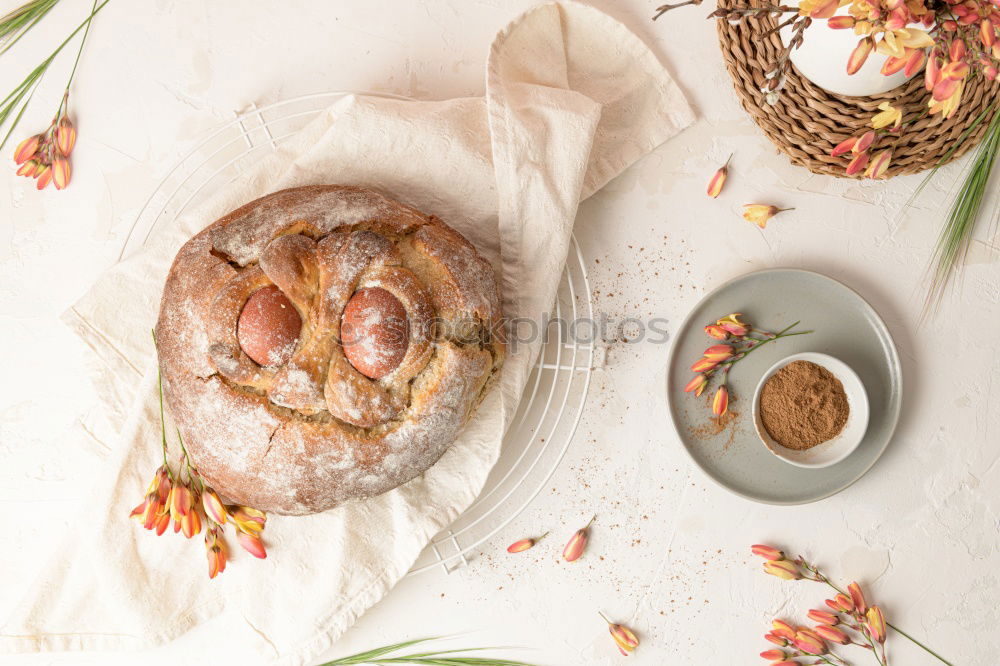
[718, 321, 813, 367]
[814, 573, 952, 666]
[0, 0, 109, 149]
[56, 0, 98, 117]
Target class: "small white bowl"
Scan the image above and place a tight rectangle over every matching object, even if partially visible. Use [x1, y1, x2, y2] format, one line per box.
[751, 352, 869, 468]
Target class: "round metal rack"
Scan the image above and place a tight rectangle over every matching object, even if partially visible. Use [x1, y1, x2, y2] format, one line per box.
[121, 92, 596, 575]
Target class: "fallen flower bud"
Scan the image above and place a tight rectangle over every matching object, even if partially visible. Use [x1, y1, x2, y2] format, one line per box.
[599, 612, 639, 656]
[742, 204, 793, 229]
[507, 531, 548, 553]
[763, 559, 801, 580]
[751, 544, 784, 561]
[707, 153, 733, 198]
[562, 515, 596, 562]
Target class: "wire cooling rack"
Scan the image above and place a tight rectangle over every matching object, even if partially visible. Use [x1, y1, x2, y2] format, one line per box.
[120, 92, 596, 575]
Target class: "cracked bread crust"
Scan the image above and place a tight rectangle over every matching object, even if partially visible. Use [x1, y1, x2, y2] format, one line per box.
[155, 185, 505, 515]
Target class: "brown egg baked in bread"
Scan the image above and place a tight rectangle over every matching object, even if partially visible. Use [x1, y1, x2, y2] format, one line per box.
[155, 185, 505, 515]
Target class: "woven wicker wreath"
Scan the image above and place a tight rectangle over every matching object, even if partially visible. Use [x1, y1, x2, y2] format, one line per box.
[716, 0, 1000, 178]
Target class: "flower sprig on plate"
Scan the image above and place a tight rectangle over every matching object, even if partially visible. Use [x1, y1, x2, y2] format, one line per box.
[683, 313, 812, 417]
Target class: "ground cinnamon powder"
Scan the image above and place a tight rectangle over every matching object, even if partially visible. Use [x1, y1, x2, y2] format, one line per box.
[759, 360, 849, 450]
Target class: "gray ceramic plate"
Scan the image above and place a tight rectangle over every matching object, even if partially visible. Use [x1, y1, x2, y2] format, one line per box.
[665, 268, 902, 504]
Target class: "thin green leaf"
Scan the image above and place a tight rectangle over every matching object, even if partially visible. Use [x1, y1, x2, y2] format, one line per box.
[317, 637, 540, 666]
[922, 102, 1000, 315]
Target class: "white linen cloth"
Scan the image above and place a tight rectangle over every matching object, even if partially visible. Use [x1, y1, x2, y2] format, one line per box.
[1, 3, 692, 664]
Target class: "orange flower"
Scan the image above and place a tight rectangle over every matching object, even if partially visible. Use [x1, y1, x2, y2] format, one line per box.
[807, 609, 839, 625]
[815, 624, 851, 645]
[763, 559, 800, 580]
[847, 37, 874, 75]
[35, 165, 53, 190]
[706, 153, 732, 198]
[54, 116, 77, 156]
[180, 505, 203, 538]
[562, 515, 596, 562]
[827, 16, 855, 29]
[825, 593, 854, 613]
[716, 313, 750, 337]
[684, 374, 709, 397]
[52, 156, 71, 190]
[703, 344, 734, 362]
[793, 628, 826, 655]
[771, 620, 796, 640]
[13, 134, 41, 165]
[231, 505, 267, 534]
[202, 488, 229, 526]
[866, 605, 887, 643]
[704, 324, 728, 340]
[865, 149, 893, 179]
[848, 581, 868, 613]
[751, 544, 784, 560]
[237, 530, 267, 559]
[759, 649, 787, 661]
[871, 102, 902, 130]
[691, 357, 720, 373]
[205, 527, 227, 579]
[742, 204, 793, 229]
[845, 151, 870, 176]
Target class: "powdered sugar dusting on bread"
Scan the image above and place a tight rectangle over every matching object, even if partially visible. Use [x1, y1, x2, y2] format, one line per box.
[156, 185, 504, 515]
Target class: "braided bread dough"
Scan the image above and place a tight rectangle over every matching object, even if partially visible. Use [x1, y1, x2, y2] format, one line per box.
[155, 186, 505, 515]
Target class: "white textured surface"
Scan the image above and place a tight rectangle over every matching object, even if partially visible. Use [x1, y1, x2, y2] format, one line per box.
[1, 1, 997, 665]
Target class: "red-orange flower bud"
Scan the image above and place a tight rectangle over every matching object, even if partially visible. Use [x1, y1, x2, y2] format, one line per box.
[751, 544, 784, 560]
[711, 385, 729, 416]
[13, 134, 40, 165]
[706, 153, 732, 198]
[562, 515, 596, 562]
[507, 531, 548, 553]
[848, 582, 868, 613]
[55, 117, 77, 156]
